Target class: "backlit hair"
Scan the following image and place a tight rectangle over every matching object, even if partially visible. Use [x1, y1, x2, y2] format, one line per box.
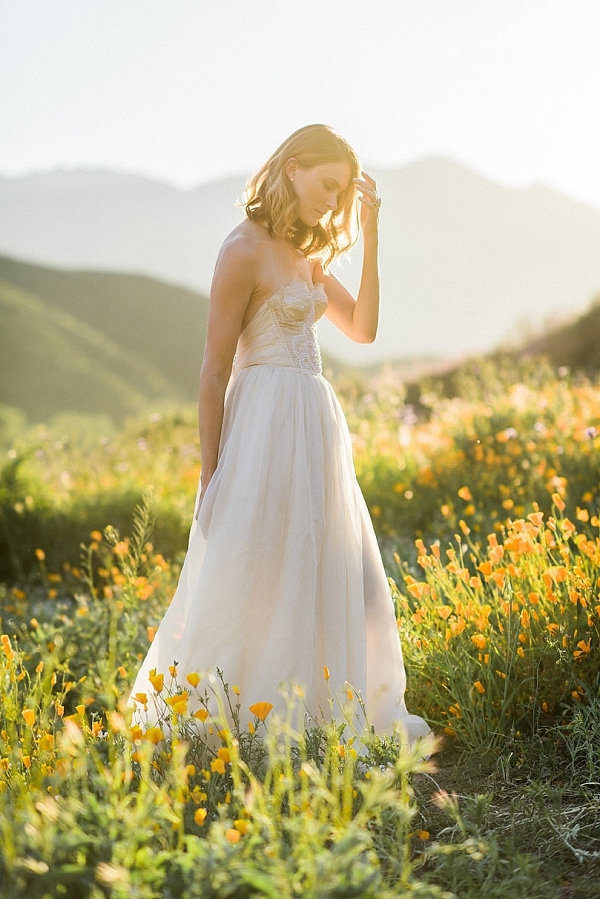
[243, 124, 360, 267]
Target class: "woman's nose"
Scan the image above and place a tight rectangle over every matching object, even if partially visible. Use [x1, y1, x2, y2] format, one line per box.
[326, 192, 337, 209]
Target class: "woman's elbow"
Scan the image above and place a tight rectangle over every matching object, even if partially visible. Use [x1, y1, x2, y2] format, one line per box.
[354, 327, 378, 344]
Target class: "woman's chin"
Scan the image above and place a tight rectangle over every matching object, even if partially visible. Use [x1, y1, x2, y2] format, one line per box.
[300, 213, 325, 228]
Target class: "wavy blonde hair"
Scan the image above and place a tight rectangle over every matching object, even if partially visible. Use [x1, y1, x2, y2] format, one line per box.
[243, 124, 360, 267]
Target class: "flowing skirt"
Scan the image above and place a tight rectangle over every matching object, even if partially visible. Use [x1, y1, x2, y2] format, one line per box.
[129, 364, 429, 743]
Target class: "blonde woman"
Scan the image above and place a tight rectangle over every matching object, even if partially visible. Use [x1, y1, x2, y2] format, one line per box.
[130, 124, 429, 743]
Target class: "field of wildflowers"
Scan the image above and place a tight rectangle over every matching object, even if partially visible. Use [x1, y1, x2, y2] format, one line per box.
[0, 357, 599, 897]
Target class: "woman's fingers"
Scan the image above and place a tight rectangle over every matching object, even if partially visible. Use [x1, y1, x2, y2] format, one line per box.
[354, 171, 381, 209]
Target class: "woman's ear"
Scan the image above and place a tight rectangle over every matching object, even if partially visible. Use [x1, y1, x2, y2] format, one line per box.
[285, 157, 298, 181]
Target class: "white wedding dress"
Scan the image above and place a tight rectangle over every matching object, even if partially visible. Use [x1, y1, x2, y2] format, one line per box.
[130, 281, 429, 743]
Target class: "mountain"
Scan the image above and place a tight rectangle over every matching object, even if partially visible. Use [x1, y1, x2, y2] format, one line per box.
[2, 159, 600, 364]
[0, 169, 245, 304]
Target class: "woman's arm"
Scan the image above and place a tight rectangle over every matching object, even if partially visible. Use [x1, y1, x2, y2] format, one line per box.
[317, 171, 381, 344]
[197, 236, 256, 512]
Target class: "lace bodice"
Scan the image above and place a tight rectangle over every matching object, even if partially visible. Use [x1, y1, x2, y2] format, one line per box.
[233, 281, 328, 374]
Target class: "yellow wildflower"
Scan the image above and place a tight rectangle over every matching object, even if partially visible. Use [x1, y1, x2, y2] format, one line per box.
[1, 635, 14, 660]
[92, 721, 104, 737]
[249, 701, 273, 721]
[527, 512, 544, 527]
[144, 727, 163, 745]
[148, 672, 164, 693]
[574, 638, 591, 659]
[39, 733, 54, 751]
[194, 808, 207, 826]
[471, 634, 486, 651]
[408, 582, 428, 599]
[172, 698, 188, 716]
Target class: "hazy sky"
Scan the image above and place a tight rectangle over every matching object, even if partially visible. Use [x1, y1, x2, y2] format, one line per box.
[2, 0, 600, 208]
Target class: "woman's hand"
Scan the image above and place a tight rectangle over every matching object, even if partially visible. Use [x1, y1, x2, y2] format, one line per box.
[354, 171, 381, 240]
[194, 469, 215, 520]
[194, 480, 207, 520]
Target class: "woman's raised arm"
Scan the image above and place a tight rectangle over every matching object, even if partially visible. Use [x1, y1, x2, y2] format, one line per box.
[317, 171, 381, 344]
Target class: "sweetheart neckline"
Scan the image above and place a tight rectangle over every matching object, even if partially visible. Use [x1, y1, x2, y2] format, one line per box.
[241, 280, 327, 334]
[267, 280, 326, 302]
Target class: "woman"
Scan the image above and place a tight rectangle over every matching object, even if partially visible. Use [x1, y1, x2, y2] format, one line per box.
[130, 124, 429, 744]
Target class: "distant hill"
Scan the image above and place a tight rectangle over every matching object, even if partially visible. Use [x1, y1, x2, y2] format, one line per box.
[0, 255, 211, 402]
[0, 255, 345, 424]
[0, 256, 212, 422]
[520, 295, 600, 373]
[404, 293, 600, 406]
[2, 159, 600, 364]
[0, 279, 176, 422]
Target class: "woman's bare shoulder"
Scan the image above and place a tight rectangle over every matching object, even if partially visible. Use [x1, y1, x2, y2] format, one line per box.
[212, 222, 273, 299]
[215, 221, 269, 270]
[222, 219, 271, 249]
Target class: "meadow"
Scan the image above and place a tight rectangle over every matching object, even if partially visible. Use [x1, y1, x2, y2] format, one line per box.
[0, 356, 599, 898]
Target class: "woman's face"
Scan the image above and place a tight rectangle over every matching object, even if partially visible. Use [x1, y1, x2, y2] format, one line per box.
[286, 159, 353, 227]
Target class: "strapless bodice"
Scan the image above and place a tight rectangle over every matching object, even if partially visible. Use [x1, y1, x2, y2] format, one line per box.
[233, 281, 328, 374]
